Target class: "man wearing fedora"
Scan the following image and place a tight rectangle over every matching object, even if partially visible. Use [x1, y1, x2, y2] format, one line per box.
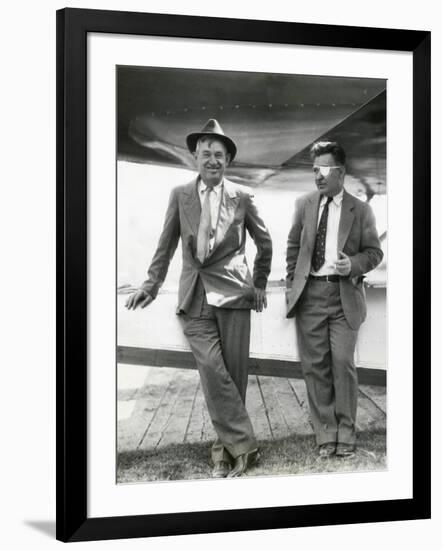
[126, 119, 272, 478]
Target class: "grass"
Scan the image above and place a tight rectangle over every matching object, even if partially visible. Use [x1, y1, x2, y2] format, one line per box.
[117, 429, 386, 483]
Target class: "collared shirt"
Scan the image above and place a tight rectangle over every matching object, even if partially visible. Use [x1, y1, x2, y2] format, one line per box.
[198, 179, 223, 252]
[311, 189, 344, 276]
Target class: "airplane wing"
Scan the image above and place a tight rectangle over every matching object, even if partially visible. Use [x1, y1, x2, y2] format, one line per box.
[118, 66, 386, 191]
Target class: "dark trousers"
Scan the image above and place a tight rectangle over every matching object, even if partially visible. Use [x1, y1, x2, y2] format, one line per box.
[179, 279, 257, 463]
[295, 279, 359, 445]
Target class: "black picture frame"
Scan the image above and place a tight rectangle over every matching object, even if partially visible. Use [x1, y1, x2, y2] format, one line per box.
[56, 7, 431, 542]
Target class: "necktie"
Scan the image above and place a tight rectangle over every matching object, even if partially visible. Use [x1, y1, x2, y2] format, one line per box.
[312, 196, 333, 272]
[197, 188, 213, 263]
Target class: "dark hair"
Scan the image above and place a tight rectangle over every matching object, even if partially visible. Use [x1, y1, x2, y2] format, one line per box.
[310, 141, 346, 165]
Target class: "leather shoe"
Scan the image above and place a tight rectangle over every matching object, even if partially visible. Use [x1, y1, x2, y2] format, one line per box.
[336, 443, 356, 458]
[227, 449, 259, 478]
[212, 460, 231, 478]
[318, 443, 336, 458]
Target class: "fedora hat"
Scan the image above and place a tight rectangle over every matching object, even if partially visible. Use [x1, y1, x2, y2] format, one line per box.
[186, 119, 237, 161]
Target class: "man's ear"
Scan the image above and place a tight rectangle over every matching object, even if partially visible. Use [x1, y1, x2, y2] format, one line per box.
[226, 153, 231, 166]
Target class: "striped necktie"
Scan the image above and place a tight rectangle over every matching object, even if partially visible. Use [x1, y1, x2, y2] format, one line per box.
[312, 196, 333, 272]
[196, 187, 213, 263]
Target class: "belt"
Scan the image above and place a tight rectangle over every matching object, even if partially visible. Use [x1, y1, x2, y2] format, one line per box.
[308, 274, 340, 283]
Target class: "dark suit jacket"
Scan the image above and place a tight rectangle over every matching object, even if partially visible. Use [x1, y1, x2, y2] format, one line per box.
[285, 190, 383, 330]
[142, 177, 272, 313]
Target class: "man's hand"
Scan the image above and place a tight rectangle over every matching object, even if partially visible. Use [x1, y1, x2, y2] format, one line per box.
[336, 251, 351, 276]
[253, 288, 267, 313]
[125, 289, 153, 310]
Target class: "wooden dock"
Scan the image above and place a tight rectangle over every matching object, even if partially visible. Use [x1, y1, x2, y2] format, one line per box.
[118, 365, 386, 453]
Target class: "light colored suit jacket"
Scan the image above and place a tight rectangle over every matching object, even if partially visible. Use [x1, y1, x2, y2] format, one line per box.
[142, 177, 272, 312]
[285, 190, 383, 330]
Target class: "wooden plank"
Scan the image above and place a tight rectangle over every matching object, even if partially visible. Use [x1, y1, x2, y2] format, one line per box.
[137, 372, 186, 450]
[271, 377, 313, 435]
[287, 378, 314, 431]
[156, 371, 200, 448]
[185, 384, 216, 443]
[249, 358, 303, 379]
[359, 384, 387, 414]
[117, 369, 170, 453]
[184, 383, 206, 444]
[200, 390, 216, 442]
[357, 367, 386, 386]
[256, 376, 289, 440]
[118, 346, 386, 386]
[356, 390, 386, 433]
[287, 378, 386, 434]
[184, 384, 216, 443]
[118, 365, 385, 454]
[246, 376, 273, 440]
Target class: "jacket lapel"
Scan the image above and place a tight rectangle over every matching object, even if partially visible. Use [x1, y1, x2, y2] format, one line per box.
[338, 190, 355, 252]
[305, 192, 321, 251]
[182, 178, 201, 236]
[209, 178, 239, 256]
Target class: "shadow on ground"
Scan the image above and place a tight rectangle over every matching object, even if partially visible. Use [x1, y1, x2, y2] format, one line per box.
[24, 520, 56, 538]
[117, 429, 386, 483]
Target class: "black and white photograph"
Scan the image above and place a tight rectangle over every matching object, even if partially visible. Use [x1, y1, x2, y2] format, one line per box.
[51, 5, 432, 544]
[116, 66, 388, 483]
[1, 0, 439, 546]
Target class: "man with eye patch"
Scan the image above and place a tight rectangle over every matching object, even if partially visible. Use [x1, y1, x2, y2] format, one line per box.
[126, 119, 272, 478]
[285, 141, 383, 459]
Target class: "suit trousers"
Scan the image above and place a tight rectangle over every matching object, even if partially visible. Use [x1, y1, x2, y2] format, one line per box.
[179, 279, 257, 463]
[295, 279, 358, 445]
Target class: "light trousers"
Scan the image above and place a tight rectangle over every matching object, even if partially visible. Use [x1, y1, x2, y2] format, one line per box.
[179, 279, 257, 463]
[295, 279, 359, 445]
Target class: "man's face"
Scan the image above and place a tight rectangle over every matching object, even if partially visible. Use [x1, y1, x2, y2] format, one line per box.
[312, 153, 345, 197]
[194, 138, 230, 187]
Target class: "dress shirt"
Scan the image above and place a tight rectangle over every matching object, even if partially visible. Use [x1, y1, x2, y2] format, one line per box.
[311, 189, 344, 276]
[198, 179, 223, 252]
